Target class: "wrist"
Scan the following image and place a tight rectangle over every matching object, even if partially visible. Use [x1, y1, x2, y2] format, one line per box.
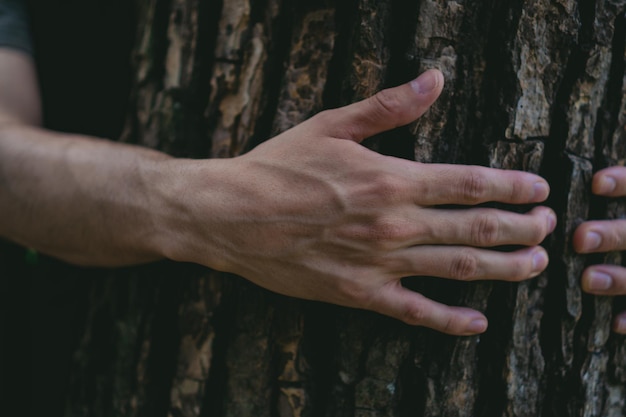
[149, 157, 239, 272]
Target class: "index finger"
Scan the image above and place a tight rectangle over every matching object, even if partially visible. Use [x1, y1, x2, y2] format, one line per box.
[412, 164, 550, 206]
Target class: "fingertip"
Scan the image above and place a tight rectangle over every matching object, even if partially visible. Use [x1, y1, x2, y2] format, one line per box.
[532, 206, 557, 234]
[592, 174, 616, 195]
[531, 248, 549, 276]
[592, 166, 626, 196]
[581, 268, 612, 292]
[466, 316, 488, 334]
[613, 313, 626, 334]
[410, 69, 444, 96]
[334, 69, 446, 142]
[572, 224, 588, 253]
[449, 310, 488, 335]
[547, 210, 557, 233]
[578, 230, 602, 253]
[528, 179, 549, 202]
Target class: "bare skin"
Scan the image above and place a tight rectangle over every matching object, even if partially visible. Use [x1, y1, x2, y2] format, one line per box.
[0, 48, 556, 335]
[574, 166, 626, 334]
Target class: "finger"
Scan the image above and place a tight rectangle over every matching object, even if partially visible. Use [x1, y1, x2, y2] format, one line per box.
[371, 281, 488, 335]
[320, 69, 444, 142]
[581, 265, 626, 295]
[592, 166, 626, 197]
[613, 311, 626, 334]
[389, 246, 549, 282]
[411, 164, 550, 205]
[573, 219, 626, 253]
[410, 206, 556, 247]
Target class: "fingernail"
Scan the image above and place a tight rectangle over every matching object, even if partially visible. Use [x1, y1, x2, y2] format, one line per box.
[613, 315, 626, 334]
[597, 176, 616, 194]
[547, 212, 557, 233]
[583, 232, 602, 252]
[467, 318, 488, 334]
[533, 182, 549, 201]
[588, 271, 612, 291]
[411, 70, 440, 94]
[532, 250, 548, 273]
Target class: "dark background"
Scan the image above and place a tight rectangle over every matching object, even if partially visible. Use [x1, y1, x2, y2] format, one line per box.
[2, 1, 134, 415]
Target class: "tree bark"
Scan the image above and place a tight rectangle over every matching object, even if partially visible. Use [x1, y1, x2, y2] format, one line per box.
[6, 0, 626, 416]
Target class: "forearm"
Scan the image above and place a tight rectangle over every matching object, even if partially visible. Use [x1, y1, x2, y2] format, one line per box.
[0, 124, 177, 266]
[0, 49, 41, 125]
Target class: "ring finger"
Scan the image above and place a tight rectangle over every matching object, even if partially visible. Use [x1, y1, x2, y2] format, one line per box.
[390, 245, 548, 282]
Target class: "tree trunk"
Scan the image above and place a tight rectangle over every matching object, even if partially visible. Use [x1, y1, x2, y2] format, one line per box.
[6, 0, 626, 416]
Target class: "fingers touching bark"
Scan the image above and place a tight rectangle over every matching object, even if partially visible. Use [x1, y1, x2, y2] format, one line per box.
[575, 167, 626, 334]
[178, 70, 555, 336]
[591, 166, 626, 197]
[582, 264, 626, 334]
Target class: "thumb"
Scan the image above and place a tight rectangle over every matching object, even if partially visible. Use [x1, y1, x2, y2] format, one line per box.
[324, 69, 444, 142]
[371, 281, 488, 335]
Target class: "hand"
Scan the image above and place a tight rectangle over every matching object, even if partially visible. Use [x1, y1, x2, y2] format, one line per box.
[574, 166, 626, 334]
[160, 69, 556, 335]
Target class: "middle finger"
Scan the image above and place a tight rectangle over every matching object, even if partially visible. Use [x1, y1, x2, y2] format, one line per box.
[375, 206, 556, 249]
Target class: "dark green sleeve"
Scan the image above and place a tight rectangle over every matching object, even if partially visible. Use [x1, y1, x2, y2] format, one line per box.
[0, 0, 32, 55]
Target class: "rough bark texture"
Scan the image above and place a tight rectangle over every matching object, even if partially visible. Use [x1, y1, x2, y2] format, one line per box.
[4, 1, 626, 416]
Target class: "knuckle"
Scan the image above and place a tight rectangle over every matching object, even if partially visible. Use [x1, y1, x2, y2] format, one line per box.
[351, 172, 405, 206]
[313, 110, 352, 138]
[471, 214, 500, 246]
[335, 274, 368, 303]
[459, 171, 488, 203]
[311, 109, 333, 126]
[371, 172, 404, 201]
[366, 218, 405, 248]
[508, 177, 525, 203]
[450, 250, 480, 281]
[442, 315, 457, 334]
[402, 301, 426, 325]
[371, 89, 403, 119]
[368, 253, 400, 272]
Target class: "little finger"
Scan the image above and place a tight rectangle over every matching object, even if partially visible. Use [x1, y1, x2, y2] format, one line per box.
[370, 281, 488, 335]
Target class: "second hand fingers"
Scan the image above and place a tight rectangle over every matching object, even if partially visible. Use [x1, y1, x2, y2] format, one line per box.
[613, 311, 626, 334]
[592, 166, 626, 197]
[581, 264, 626, 295]
[573, 219, 626, 253]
